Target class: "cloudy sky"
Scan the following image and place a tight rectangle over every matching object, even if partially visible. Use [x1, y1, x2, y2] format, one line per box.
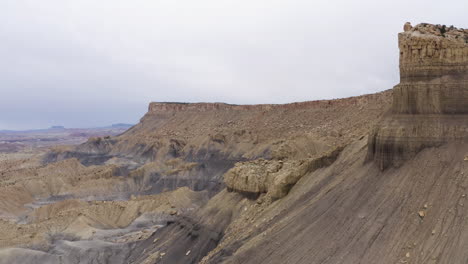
[1, 0, 467, 130]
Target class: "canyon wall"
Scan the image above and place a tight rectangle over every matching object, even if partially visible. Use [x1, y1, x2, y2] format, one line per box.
[47, 91, 391, 195]
[368, 23, 468, 170]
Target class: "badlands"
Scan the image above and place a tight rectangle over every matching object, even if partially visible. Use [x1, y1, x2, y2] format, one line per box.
[0, 23, 467, 263]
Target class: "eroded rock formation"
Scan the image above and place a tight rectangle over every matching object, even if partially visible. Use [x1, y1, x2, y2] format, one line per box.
[224, 146, 343, 200]
[46, 91, 391, 195]
[368, 23, 468, 169]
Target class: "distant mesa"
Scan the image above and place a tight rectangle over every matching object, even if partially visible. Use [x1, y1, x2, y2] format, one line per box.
[50, 126, 65, 130]
[111, 123, 133, 128]
[367, 22, 468, 170]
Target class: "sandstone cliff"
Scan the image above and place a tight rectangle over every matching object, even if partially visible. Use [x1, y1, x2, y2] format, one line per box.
[368, 23, 468, 169]
[47, 92, 391, 195]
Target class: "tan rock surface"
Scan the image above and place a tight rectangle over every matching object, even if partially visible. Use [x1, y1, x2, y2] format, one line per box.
[224, 146, 343, 199]
[368, 23, 468, 169]
[0, 187, 207, 248]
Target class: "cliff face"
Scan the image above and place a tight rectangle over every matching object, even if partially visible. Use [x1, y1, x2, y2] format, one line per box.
[396, 23, 468, 113]
[148, 102, 274, 112]
[368, 23, 468, 170]
[47, 91, 391, 195]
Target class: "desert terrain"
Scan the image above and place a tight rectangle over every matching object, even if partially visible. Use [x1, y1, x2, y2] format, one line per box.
[0, 124, 132, 156]
[0, 23, 467, 264]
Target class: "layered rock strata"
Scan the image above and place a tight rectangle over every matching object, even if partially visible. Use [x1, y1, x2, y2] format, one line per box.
[224, 146, 343, 200]
[368, 23, 468, 169]
[46, 91, 391, 195]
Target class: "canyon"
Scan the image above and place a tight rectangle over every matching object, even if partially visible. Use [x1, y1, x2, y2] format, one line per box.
[0, 22, 467, 264]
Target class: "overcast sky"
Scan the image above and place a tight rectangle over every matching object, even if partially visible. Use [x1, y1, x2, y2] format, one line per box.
[1, 0, 467, 130]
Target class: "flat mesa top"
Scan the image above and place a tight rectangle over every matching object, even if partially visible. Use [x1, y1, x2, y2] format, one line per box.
[403, 22, 468, 44]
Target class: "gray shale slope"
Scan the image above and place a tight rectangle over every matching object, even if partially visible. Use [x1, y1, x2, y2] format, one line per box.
[138, 23, 468, 264]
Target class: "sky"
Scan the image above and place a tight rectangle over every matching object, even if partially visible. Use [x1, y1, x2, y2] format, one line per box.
[1, 0, 467, 130]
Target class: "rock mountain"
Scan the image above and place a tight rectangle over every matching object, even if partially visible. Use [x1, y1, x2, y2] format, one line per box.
[0, 23, 467, 264]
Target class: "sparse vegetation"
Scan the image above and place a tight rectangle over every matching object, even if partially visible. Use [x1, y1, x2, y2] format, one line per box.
[440, 25, 447, 36]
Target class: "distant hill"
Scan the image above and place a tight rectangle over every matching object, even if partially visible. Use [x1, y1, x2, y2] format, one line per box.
[0, 123, 134, 150]
[0, 124, 134, 133]
[110, 123, 134, 128]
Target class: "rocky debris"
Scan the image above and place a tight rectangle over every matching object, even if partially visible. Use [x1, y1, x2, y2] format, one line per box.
[404, 23, 468, 42]
[111, 228, 156, 243]
[225, 146, 343, 200]
[168, 209, 177, 215]
[210, 133, 226, 144]
[142, 252, 161, 264]
[367, 22, 468, 170]
[403, 22, 412, 32]
[417, 210, 425, 219]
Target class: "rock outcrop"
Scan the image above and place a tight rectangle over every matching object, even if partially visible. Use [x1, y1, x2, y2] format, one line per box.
[224, 146, 343, 200]
[368, 23, 468, 169]
[47, 91, 391, 195]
